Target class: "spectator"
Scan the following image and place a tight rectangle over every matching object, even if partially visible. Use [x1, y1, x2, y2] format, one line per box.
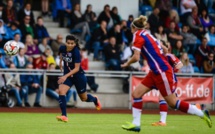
[80, 48, 99, 92]
[199, 9, 214, 31]
[179, 52, 194, 73]
[17, 2, 35, 26]
[5, 63, 28, 107]
[35, 16, 50, 43]
[20, 64, 42, 107]
[45, 48, 56, 66]
[127, 15, 134, 28]
[97, 4, 113, 29]
[165, 9, 180, 32]
[56, 0, 72, 27]
[83, 4, 97, 30]
[13, 48, 29, 68]
[38, 38, 53, 55]
[70, 4, 91, 42]
[205, 25, 215, 48]
[187, 7, 206, 40]
[7, 22, 22, 40]
[148, 7, 161, 35]
[108, 24, 123, 45]
[33, 52, 48, 69]
[2, 0, 18, 25]
[203, 51, 215, 73]
[24, 34, 40, 57]
[195, 0, 207, 16]
[180, 0, 196, 24]
[0, 2, 4, 19]
[110, 6, 121, 25]
[0, 19, 10, 47]
[19, 15, 37, 42]
[120, 20, 133, 45]
[195, 37, 211, 68]
[172, 40, 186, 58]
[180, 25, 198, 54]
[0, 49, 10, 68]
[203, 0, 214, 9]
[51, 34, 65, 58]
[166, 21, 183, 48]
[14, 33, 25, 49]
[104, 37, 121, 70]
[154, 25, 169, 47]
[41, 0, 49, 16]
[90, 20, 109, 60]
[155, 0, 172, 22]
[46, 63, 76, 106]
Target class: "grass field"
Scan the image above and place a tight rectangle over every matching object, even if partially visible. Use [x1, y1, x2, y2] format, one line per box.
[0, 113, 214, 134]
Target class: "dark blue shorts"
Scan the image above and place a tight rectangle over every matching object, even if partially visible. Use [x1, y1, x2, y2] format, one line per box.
[63, 73, 87, 94]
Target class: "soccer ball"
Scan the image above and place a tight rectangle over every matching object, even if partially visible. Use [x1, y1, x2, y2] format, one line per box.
[3, 41, 19, 56]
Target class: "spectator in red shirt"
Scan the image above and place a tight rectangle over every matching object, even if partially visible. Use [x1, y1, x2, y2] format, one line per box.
[33, 53, 48, 69]
[80, 48, 99, 92]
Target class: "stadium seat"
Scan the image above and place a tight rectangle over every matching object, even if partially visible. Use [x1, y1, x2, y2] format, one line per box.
[70, 29, 82, 34]
[193, 66, 200, 73]
[140, 5, 152, 16]
[188, 54, 196, 65]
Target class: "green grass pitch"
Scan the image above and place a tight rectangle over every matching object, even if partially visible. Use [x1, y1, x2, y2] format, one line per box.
[0, 113, 214, 134]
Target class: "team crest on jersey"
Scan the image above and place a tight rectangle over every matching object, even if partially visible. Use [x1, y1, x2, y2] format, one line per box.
[62, 53, 73, 63]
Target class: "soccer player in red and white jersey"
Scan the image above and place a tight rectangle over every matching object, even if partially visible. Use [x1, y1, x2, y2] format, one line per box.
[151, 41, 183, 126]
[121, 15, 212, 132]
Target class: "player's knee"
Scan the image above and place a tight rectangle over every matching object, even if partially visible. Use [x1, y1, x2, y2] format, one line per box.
[167, 101, 175, 109]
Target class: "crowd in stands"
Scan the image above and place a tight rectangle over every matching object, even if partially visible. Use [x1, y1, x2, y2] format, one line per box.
[0, 0, 215, 107]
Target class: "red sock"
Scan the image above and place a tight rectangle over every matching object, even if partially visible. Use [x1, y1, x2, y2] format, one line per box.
[177, 100, 189, 113]
[159, 100, 168, 112]
[133, 98, 143, 110]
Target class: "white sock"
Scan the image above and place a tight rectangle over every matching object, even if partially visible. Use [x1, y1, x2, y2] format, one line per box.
[132, 107, 142, 126]
[160, 112, 167, 123]
[187, 104, 204, 117]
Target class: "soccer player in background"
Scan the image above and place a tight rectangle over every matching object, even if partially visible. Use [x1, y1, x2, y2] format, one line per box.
[56, 35, 101, 122]
[121, 15, 212, 132]
[151, 41, 183, 126]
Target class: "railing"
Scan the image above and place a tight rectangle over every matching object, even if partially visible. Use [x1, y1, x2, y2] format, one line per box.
[0, 68, 214, 109]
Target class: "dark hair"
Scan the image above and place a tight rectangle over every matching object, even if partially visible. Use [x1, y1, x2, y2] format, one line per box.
[37, 16, 43, 21]
[66, 35, 80, 49]
[104, 4, 110, 10]
[85, 4, 92, 13]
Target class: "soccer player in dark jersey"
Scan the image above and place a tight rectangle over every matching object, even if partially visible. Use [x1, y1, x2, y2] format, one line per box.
[56, 35, 101, 122]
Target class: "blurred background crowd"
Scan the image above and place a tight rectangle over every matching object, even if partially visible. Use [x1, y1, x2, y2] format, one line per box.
[0, 0, 215, 107]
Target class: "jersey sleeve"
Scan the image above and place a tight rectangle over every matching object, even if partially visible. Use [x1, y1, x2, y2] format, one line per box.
[131, 31, 145, 51]
[168, 54, 181, 67]
[74, 47, 81, 63]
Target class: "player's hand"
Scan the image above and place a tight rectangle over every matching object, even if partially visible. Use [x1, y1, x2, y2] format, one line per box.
[121, 62, 129, 68]
[58, 76, 67, 84]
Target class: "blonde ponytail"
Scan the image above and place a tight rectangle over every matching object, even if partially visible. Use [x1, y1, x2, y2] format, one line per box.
[132, 15, 148, 29]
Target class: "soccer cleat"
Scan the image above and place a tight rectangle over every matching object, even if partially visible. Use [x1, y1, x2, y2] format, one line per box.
[121, 122, 141, 132]
[94, 96, 101, 110]
[151, 121, 167, 126]
[56, 115, 68, 123]
[202, 110, 212, 128]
